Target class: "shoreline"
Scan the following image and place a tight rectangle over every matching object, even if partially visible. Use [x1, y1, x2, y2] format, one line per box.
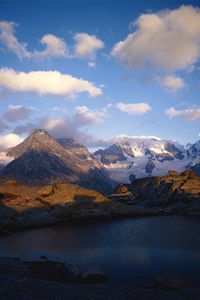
[0, 201, 199, 235]
[0, 257, 200, 300]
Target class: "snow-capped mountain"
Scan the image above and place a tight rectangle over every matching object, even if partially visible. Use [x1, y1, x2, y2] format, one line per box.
[187, 140, 200, 176]
[94, 137, 191, 183]
[1, 130, 200, 187]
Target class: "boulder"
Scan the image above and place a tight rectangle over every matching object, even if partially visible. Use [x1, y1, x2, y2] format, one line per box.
[2, 179, 19, 187]
[180, 169, 197, 178]
[114, 184, 128, 194]
[168, 170, 179, 176]
[0, 192, 20, 200]
[37, 185, 54, 197]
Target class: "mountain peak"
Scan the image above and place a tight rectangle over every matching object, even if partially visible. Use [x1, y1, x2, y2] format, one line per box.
[31, 129, 49, 136]
[6, 129, 61, 158]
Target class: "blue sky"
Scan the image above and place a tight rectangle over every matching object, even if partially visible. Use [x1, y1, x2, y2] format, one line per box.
[0, 0, 200, 149]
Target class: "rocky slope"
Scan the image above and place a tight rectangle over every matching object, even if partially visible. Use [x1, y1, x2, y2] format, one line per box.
[0, 170, 199, 233]
[112, 170, 200, 214]
[0, 179, 160, 232]
[94, 137, 192, 183]
[0, 129, 114, 194]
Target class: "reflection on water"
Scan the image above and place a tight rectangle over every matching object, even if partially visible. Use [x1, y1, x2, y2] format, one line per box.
[0, 216, 200, 286]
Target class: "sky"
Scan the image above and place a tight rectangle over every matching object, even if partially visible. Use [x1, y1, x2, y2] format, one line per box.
[0, 0, 200, 150]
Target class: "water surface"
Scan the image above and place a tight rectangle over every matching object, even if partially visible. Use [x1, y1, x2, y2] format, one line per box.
[0, 216, 200, 286]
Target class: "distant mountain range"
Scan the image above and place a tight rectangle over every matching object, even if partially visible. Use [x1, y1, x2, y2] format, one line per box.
[0, 130, 199, 189]
[93, 136, 200, 183]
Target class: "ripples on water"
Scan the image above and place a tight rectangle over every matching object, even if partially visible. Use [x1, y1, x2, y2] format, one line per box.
[0, 216, 200, 286]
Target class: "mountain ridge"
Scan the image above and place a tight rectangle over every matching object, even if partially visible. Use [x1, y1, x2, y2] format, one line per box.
[0, 129, 114, 194]
[0, 130, 200, 187]
[93, 137, 197, 183]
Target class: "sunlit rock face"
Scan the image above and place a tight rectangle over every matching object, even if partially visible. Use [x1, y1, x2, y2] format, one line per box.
[116, 170, 200, 208]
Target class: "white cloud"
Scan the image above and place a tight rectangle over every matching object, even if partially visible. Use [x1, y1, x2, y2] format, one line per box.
[35, 34, 68, 58]
[157, 75, 186, 91]
[3, 105, 35, 122]
[0, 21, 68, 59]
[75, 106, 106, 124]
[116, 102, 151, 115]
[0, 133, 24, 151]
[88, 61, 96, 68]
[12, 105, 109, 142]
[0, 21, 30, 59]
[74, 32, 104, 58]
[0, 68, 102, 98]
[166, 107, 200, 120]
[43, 118, 66, 131]
[112, 6, 200, 72]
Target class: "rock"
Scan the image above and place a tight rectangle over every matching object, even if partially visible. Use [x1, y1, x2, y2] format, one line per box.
[80, 272, 108, 283]
[2, 179, 19, 186]
[37, 185, 54, 197]
[40, 255, 48, 260]
[129, 174, 136, 183]
[145, 159, 155, 174]
[180, 169, 197, 178]
[129, 173, 200, 207]
[0, 192, 19, 200]
[168, 170, 179, 176]
[54, 182, 68, 190]
[154, 276, 184, 289]
[114, 184, 128, 194]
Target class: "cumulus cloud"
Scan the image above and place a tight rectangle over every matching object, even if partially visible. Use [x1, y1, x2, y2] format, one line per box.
[34, 34, 67, 58]
[112, 6, 200, 72]
[3, 105, 35, 123]
[0, 133, 24, 151]
[75, 106, 106, 125]
[74, 32, 104, 58]
[12, 105, 109, 143]
[166, 107, 200, 120]
[157, 75, 186, 91]
[0, 68, 102, 98]
[0, 21, 68, 59]
[0, 20, 30, 58]
[116, 102, 151, 115]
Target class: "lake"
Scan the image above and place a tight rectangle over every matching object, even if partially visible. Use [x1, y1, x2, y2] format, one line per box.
[0, 216, 200, 287]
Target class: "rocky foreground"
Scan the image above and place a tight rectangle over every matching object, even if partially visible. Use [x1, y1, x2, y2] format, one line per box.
[0, 179, 159, 233]
[0, 257, 200, 300]
[113, 170, 200, 214]
[0, 169, 199, 233]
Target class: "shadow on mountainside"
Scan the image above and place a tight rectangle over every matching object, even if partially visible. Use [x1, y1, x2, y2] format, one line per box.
[0, 149, 115, 195]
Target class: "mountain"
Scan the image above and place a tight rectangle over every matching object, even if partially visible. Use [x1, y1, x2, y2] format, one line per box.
[0, 129, 114, 194]
[187, 140, 200, 176]
[56, 137, 102, 169]
[94, 142, 134, 165]
[94, 137, 191, 183]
